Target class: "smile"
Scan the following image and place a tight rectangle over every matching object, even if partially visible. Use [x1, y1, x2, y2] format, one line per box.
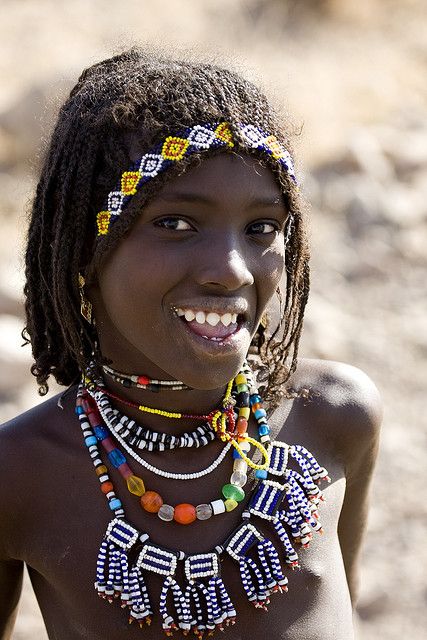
[175, 308, 239, 327]
[173, 306, 245, 342]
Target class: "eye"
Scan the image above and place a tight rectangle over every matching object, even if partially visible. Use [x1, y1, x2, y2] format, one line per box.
[247, 221, 280, 235]
[153, 216, 194, 231]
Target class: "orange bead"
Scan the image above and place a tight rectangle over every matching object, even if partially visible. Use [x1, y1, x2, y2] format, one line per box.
[236, 417, 248, 435]
[251, 402, 261, 412]
[140, 490, 163, 513]
[173, 503, 196, 525]
[100, 481, 113, 494]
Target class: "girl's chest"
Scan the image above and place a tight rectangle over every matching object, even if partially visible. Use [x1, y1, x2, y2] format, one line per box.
[21, 435, 349, 640]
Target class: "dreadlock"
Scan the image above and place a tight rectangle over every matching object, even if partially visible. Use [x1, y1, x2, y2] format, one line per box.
[23, 47, 310, 408]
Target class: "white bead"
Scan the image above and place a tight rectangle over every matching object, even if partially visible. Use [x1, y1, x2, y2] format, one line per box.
[230, 471, 247, 487]
[239, 441, 251, 452]
[233, 459, 248, 473]
[210, 499, 226, 515]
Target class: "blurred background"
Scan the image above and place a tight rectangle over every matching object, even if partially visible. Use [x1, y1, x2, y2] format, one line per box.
[0, 1, 426, 638]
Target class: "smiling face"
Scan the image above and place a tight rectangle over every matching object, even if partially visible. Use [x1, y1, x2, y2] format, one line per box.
[89, 153, 289, 389]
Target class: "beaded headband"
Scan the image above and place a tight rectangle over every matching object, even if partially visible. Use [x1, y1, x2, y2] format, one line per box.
[96, 121, 297, 236]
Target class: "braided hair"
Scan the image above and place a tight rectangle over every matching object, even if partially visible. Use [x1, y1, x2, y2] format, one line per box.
[23, 48, 310, 407]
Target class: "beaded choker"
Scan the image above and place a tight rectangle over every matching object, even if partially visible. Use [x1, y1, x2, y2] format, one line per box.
[96, 122, 297, 236]
[102, 363, 191, 392]
[77, 363, 330, 636]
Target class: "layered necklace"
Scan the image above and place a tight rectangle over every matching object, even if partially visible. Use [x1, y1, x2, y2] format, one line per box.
[77, 361, 330, 636]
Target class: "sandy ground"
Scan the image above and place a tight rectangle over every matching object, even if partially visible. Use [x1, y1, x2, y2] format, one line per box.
[1, 1, 426, 638]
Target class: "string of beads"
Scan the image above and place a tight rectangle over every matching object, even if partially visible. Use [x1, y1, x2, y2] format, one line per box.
[102, 363, 191, 392]
[79, 365, 274, 524]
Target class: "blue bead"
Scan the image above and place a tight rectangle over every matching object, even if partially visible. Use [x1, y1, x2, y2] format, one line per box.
[108, 449, 126, 468]
[109, 498, 122, 511]
[94, 425, 109, 440]
[254, 408, 267, 420]
[255, 469, 268, 479]
[258, 424, 270, 436]
[249, 394, 262, 406]
[84, 435, 97, 447]
[232, 448, 242, 459]
[75, 406, 84, 415]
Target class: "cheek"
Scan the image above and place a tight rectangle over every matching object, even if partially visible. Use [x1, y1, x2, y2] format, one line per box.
[258, 242, 286, 299]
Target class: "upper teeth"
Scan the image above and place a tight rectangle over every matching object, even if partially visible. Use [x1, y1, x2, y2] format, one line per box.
[176, 308, 238, 327]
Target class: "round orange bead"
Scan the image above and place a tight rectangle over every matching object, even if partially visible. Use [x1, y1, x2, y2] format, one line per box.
[251, 402, 261, 412]
[173, 503, 196, 525]
[140, 490, 163, 513]
[100, 481, 113, 494]
[236, 417, 248, 435]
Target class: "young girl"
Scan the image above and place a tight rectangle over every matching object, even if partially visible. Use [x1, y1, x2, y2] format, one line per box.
[0, 49, 381, 640]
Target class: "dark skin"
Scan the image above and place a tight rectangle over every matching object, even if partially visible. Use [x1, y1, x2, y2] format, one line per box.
[0, 155, 382, 639]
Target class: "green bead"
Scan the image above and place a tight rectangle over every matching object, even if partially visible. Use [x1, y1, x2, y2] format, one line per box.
[222, 483, 245, 502]
[236, 383, 248, 393]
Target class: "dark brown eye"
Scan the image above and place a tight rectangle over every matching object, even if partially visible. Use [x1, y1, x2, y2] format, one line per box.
[154, 217, 193, 231]
[247, 221, 279, 235]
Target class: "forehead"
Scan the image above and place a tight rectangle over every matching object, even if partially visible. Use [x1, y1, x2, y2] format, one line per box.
[153, 153, 283, 205]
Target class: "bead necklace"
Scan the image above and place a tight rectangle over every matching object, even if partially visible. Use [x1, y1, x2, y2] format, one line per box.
[102, 363, 191, 392]
[91, 383, 235, 423]
[81, 366, 272, 523]
[87, 373, 270, 476]
[77, 366, 330, 635]
[84, 369, 235, 451]
[80, 391, 248, 524]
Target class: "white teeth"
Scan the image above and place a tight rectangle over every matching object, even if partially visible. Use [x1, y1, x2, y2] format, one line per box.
[177, 308, 240, 326]
[206, 312, 220, 326]
[220, 312, 232, 327]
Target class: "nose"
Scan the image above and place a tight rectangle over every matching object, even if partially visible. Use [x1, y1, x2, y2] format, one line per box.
[195, 235, 254, 291]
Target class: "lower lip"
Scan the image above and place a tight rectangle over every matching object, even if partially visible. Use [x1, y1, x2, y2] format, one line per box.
[176, 316, 250, 353]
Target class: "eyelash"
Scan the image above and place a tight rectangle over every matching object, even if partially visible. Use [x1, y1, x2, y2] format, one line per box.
[153, 216, 281, 235]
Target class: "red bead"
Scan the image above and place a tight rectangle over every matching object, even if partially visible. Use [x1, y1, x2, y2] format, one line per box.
[101, 481, 113, 494]
[236, 417, 248, 435]
[173, 503, 196, 525]
[140, 491, 163, 513]
[137, 375, 150, 385]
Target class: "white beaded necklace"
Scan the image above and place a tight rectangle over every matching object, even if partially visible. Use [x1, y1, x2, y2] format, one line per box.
[90, 386, 233, 480]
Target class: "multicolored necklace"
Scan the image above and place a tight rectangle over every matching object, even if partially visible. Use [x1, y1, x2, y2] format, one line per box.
[76, 364, 330, 636]
[84, 368, 236, 451]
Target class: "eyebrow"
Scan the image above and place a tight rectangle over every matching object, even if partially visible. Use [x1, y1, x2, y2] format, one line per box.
[157, 192, 284, 207]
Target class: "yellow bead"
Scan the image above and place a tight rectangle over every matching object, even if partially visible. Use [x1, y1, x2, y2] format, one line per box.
[95, 465, 108, 476]
[126, 475, 146, 496]
[225, 499, 238, 512]
[239, 407, 250, 420]
[235, 373, 246, 386]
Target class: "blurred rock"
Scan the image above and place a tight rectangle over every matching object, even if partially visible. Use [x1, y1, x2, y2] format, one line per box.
[0, 79, 69, 172]
[357, 592, 392, 621]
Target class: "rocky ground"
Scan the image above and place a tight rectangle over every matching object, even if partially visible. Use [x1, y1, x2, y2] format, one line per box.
[1, 1, 426, 638]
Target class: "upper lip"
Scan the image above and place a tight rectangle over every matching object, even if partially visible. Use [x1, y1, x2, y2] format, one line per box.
[172, 298, 249, 318]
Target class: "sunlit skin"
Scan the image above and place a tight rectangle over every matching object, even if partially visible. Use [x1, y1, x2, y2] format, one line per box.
[0, 153, 382, 640]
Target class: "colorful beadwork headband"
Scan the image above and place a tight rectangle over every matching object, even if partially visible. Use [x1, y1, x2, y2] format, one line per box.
[96, 121, 297, 236]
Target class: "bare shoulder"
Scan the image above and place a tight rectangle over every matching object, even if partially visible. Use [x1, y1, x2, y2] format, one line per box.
[0, 389, 77, 557]
[284, 358, 383, 471]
